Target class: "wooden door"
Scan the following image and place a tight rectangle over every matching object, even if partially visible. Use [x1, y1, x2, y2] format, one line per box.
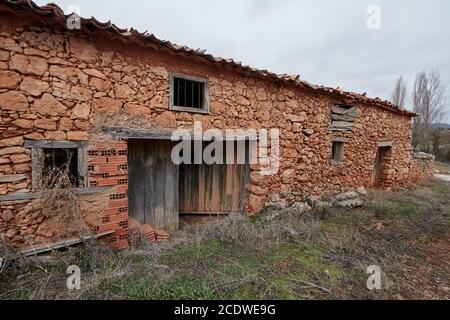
[179, 141, 250, 214]
[128, 140, 179, 231]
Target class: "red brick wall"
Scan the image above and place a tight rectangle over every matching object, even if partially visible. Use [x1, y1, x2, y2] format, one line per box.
[87, 141, 129, 250]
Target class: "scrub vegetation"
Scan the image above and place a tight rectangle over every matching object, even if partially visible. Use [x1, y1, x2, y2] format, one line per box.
[1, 179, 449, 300]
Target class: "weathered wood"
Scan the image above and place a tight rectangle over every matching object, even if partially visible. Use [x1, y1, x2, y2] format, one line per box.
[105, 128, 175, 140]
[331, 105, 349, 115]
[331, 121, 354, 129]
[169, 72, 210, 114]
[331, 114, 355, 122]
[78, 146, 88, 188]
[20, 231, 114, 257]
[378, 141, 393, 147]
[332, 105, 357, 117]
[179, 141, 250, 215]
[25, 140, 87, 149]
[103, 128, 259, 141]
[26, 140, 88, 190]
[128, 140, 179, 231]
[128, 140, 145, 224]
[0, 187, 112, 202]
[31, 147, 42, 192]
[331, 105, 357, 132]
[332, 137, 349, 143]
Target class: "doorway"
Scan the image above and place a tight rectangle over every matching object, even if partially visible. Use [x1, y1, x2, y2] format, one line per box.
[128, 140, 179, 231]
[373, 146, 393, 187]
[128, 139, 250, 231]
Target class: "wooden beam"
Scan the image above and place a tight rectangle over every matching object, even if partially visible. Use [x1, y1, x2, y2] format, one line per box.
[378, 141, 393, 147]
[331, 121, 354, 130]
[25, 140, 87, 149]
[0, 187, 112, 202]
[332, 114, 355, 122]
[103, 128, 259, 141]
[19, 231, 114, 257]
[332, 137, 349, 143]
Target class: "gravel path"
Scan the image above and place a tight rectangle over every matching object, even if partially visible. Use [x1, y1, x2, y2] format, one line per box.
[435, 174, 450, 182]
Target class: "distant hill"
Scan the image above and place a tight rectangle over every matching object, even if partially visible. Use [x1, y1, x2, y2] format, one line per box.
[432, 123, 450, 129]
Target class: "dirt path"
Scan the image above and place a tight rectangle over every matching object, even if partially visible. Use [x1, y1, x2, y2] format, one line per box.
[434, 174, 450, 182]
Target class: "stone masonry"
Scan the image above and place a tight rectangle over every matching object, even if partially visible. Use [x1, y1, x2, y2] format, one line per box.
[0, 2, 434, 249]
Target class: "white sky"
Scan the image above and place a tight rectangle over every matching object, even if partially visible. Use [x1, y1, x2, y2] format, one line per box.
[35, 0, 450, 122]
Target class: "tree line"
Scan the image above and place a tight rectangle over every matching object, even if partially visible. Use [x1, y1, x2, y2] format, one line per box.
[391, 69, 449, 162]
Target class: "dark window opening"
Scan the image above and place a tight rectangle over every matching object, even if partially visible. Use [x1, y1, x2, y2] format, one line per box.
[173, 77, 206, 110]
[331, 141, 345, 162]
[42, 148, 79, 187]
[335, 104, 354, 111]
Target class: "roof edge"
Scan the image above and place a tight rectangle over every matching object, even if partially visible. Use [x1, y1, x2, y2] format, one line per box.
[0, 0, 416, 117]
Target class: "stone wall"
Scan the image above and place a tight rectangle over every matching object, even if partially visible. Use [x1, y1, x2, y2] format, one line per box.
[0, 18, 434, 249]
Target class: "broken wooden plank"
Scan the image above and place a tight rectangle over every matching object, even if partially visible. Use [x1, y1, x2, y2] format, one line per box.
[25, 140, 87, 149]
[103, 127, 259, 141]
[0, 186, 112, 202]
[331, 105, 350, 115]
[332, 114, 355, 122]
[332, 105, 357, 117]
[20, 231, 115, 257]
[331, 121, 355, 130]
[378, 141, 393, 147]
[332, 137, 349, 143]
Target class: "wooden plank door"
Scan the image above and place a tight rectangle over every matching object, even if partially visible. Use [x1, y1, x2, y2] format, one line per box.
[179, 141, 250, 214]
[128, 140, 179, 231]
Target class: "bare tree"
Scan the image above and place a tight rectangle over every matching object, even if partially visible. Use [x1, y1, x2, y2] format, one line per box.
[412, 69, 446, 153]
[391, 76, 407, 107]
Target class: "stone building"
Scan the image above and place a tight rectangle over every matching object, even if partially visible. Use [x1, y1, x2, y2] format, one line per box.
[0, 1, 434, 250]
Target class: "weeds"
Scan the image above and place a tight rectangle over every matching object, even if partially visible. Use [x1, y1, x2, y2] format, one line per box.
[1, 179, 449, 300]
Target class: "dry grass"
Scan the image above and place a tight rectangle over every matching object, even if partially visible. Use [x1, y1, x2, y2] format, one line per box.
[1, 179, 449, 300]
[40, 167, 91, 239]
[436, 161, 450, 175]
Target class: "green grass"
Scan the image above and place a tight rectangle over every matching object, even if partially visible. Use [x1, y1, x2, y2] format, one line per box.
[435, 161, 450, 174]
[97, 240, 347, 300]
[1, 289, 31, 300]
[2, 179, 450, 300]
[101, 274, 221, 300]
[370, 200, 418, 219]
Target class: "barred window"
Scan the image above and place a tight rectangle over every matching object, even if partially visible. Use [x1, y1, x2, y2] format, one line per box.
[170, 73, 209, 113]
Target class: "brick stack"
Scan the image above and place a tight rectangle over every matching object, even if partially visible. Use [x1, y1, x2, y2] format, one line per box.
[141, 224, 156, 244]
[88, 141, 129, 250]
[155, 229, 170, 242]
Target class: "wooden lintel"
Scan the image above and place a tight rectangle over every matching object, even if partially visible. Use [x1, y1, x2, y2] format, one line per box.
[378, 141, 393, 147]
[19, 231, 115, 257]
[25, 140, 88, 149]
[103, 128, 259, 141]
[332, 137, 349, 143]
[0, 187, 112, 202]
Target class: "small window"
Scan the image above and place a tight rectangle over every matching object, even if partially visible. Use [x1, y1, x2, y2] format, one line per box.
[170, 73, 209, 113]
[42, 148, 79, 187]
[25, 140, 88, 190]
[331, 104, 357, 131]
[331, 141, 345, 163]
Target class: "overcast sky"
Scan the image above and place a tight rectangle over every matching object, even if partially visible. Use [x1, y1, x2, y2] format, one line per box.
[35, 0, 450, 122]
